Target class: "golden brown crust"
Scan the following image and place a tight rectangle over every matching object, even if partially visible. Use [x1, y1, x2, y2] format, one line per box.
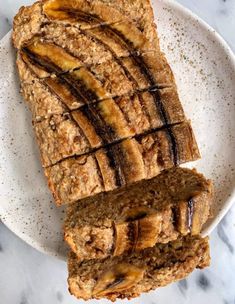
[17, 56, 65, 121]
[33, 115, 91, 167]
[67, 236, 210, 300]
[12, 2, 46, 49]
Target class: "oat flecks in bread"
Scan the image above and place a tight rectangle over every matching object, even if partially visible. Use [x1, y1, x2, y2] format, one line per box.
[68, 236, 210, 301]
[64, 167, 213, 260]
[44, 122, 200, 205]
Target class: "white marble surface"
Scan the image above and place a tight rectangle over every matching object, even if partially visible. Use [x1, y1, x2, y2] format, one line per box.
[0, 0, 235, 303]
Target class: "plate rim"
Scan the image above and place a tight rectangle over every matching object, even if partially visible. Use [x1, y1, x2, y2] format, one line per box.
[0, 0, 235, 259]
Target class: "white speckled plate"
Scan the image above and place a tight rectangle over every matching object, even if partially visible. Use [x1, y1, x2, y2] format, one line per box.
[0, 0, 235, 260]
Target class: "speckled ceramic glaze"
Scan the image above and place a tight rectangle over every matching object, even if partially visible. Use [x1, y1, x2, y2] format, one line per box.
[0, 0, 235, 260]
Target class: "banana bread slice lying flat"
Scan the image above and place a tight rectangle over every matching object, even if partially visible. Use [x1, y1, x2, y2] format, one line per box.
[68, 235, 210, 301]
[34, 87, 185, 167]
[64, 167, 213, 261]
[45, 121, 200, 205]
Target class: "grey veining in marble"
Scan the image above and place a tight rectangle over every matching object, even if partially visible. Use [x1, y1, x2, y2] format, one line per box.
[0, 0, 235, 303]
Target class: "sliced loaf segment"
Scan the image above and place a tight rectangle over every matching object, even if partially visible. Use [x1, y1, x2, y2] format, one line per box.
[22, 19, 156, 66]
[64, 167, 213, 261]
[34, 87, 185, 167]
[68, 235, 210, 301]
[19, 43, 174, 102]
[44, 121, 200, 205]
[13, 0, 159, 51]
[17, 52, 180, 124]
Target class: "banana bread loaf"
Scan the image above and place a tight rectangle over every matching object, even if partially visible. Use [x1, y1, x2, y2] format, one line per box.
[12, 1, 212, 302]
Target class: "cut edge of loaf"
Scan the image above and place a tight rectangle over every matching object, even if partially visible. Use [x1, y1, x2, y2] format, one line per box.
[64, 167, 213, 261]
[67, 235, 210, 301]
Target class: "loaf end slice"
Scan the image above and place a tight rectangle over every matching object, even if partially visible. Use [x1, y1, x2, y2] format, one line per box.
[68, 236, 210, 301]
[12, 0, 159, 52]
[64, 167, 213, 261]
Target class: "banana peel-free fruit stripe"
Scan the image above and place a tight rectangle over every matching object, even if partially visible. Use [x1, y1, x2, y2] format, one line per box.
[19, 44, 175, 114]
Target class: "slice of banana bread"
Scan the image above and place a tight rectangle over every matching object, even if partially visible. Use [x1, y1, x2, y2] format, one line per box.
[68, 235, 210, 301]
[64, 167, 213, 261]
[44, 121, 200, 205]
[18, 21, 156, 67]
[17, 52, 178, 124]
[12, 0, 159, 52]
[34, 87, 185, 167]
[18, 43, 174, 107]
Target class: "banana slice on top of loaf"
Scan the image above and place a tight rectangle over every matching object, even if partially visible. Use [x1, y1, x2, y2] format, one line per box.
[17, 52, 176, 122]
[64, 167, 213, 261]
[17, 42, 175, 119]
